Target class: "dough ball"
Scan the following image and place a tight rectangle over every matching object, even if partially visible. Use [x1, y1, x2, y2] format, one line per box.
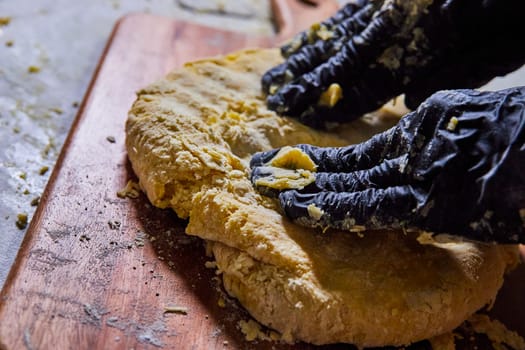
[126, 49, 519, 347]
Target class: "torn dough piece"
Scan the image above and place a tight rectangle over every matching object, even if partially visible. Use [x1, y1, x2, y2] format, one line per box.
[253, 146, 318, 191]
[269, 146, 317, 171]
[126, 48, 520, 347]
[253, 166, 316, 191]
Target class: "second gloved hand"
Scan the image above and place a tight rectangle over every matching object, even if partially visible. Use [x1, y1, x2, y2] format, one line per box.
[263, 0, 525, 127]
[250, 87, 525, 243]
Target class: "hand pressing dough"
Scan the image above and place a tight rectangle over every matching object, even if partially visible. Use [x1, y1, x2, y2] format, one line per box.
[125, 49, 519, 347]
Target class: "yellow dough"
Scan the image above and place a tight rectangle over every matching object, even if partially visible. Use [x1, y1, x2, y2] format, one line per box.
[126, 49, 519, 347]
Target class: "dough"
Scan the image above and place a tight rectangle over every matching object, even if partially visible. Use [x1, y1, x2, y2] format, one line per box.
[126, 49, 520, 347]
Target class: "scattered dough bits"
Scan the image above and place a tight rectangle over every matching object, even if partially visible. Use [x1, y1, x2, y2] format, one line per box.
[163, 304, 188, 315]
[125, 48, 521, 348]
[117, 180, 141, 199]
[269, 146, 317, 171]
[27, 65, 41, 74]
[307, 203, 324, 221]
[466, 314, 525, 350]
[0, 17, 11, 26]
[15, 213, 28, 229]
[238, 319, 280, 342]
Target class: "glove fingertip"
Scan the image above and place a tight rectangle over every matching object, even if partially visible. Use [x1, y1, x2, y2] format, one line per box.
[261, 73, 274, 94]
[249, 148, 281, 168]
[266, 93, 289, 115]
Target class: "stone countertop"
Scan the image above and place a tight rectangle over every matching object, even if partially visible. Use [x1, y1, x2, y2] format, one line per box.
[0, 0, 523, 288]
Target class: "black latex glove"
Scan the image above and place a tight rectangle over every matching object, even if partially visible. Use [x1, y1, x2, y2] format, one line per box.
[250, 87, 525, 243]
[262, 0, 525, 128]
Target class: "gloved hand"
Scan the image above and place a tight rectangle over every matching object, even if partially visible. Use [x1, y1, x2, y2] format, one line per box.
[250, 87, 525, 243]
[263, 0, 525, 128]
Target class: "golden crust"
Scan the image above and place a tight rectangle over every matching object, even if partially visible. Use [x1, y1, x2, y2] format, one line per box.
[125, 48, 520, 347]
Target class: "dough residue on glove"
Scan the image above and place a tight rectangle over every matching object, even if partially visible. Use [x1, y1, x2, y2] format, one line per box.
[125, 48, 520, 347]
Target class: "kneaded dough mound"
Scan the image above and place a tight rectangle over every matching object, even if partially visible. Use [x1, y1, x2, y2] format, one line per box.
[126, 49, 519, 347]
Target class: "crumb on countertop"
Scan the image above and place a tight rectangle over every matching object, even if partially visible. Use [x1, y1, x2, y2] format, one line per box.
[16, 213, 28, 230]
[108, 220, 121, 230]
[238, 319, 281, 342]
[163, 304, 188, 315]
[50, 107, 63, 115]
[204, 261, 217, 269]
[30, 196, 40, 206]
[0, 17, 11, 26]
[117, 180, 141, 199]
[27, 65, 41, 74]
[217, 297, 226, 308]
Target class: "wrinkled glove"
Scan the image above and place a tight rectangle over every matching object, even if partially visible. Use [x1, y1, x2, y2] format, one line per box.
[251, 87, 525, 243]
[263, 0, 525, 128]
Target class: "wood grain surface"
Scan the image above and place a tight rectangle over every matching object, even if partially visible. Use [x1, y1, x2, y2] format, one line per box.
[0, 2, 341, 350]
[1, 1, 524, 350]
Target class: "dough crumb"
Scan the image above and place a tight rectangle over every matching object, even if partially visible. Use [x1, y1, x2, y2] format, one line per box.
[318, 83, 343, 107]
[205, 261, 217, 269]
[108, 220, 121, 230]
[269, 146, 317, 171]
[27, 65, 41, 74]
[163, 304, 188, 315]
[254, 146, 318, 191]
[16, 213, 28, 229]
[254, 167, 315, 191]
[117, 180, 141, 199]
[238, 319, 280, 342]
[239, 319, 261, 341]
[307, 203, 324, 221]
[316, 25, 335, 41]
[0, 17, 11, 26]
[467, 314, 525, 350]
[217, 297, 226, 308]
[446, 117, 459, 131]
[30, 196, 40, 206]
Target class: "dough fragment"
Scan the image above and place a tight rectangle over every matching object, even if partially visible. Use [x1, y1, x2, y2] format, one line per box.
[126, 49, 520, 347]
[253, 166, 316, 191]
[253, 146, 318, 191]
[269, 146, 317, 171]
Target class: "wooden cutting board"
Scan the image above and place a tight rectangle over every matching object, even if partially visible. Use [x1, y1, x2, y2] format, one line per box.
[1, 1, 524, 349]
